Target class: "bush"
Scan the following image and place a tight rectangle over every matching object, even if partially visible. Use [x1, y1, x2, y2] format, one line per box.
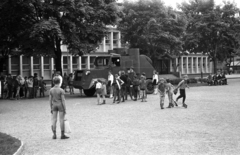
[0, 132, 21, 155]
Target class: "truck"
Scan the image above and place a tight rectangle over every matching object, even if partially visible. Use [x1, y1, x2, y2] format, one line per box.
[73, 48, 155, 96]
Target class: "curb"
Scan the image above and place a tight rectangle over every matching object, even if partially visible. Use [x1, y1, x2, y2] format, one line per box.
[13, 139, 24, 155]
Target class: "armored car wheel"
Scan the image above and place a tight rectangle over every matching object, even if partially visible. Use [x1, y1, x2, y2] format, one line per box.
[83, 88, 96, 97]
[146, 79, 154, 94]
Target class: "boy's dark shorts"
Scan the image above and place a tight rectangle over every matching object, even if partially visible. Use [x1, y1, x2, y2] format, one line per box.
[52, 104, 64, 112]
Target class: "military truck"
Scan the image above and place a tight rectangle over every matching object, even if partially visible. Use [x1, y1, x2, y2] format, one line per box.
[73, 48, 155, 96]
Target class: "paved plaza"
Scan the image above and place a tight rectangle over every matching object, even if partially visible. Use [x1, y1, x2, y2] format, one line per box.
[0, 79, 240, 155]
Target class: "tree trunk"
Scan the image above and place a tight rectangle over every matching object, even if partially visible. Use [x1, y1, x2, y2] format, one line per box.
[0, 56, 7, 74]
[55, 39, 62, 76]
[213, 58, 217, 73]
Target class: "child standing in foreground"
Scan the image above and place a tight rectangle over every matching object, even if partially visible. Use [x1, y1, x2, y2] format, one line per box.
[158, 78, 166, 109]
[165, 79, 175, 108]
[175, 75, 189, 108]
[49, 76, 69, 139]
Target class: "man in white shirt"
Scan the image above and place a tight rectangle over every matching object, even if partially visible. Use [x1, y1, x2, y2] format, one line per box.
[108, 71, 114, 98]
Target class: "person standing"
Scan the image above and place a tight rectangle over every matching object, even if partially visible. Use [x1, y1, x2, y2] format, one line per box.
[165, 79, 175, 108]
[39, 76, 46, 97]
[128, 68, 135, 99]
[28, 76, 34, 99]
[175, 75, 189, 108]
[120, 71, 127, 102]
[63, 73, 69, 93]
[107, 71, 114, 98]
[68, 73, 74, 95]
[139, 75, 147, 102]
[158, 78, 166, 109]
[132, 75, 140, 101]
[50, 76, 69, 139]
[125, 74, 133, 100]
[23, 76, 28, 98]
[113, 74, 124, 104]
[152, 71, 159, 95]
[33, 73, 39, 98]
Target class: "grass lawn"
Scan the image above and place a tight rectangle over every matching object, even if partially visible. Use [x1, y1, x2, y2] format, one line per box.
[0, 132, 21, 155]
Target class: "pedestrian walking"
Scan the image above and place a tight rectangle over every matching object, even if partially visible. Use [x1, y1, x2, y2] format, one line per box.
[125, 74, 133, 100]
[158, 78, 166, 109]
[152, 71, 159, 95]
[165, 79, 175, 108]
[175, 75, 189, 108]
[50, 76, 69, 139]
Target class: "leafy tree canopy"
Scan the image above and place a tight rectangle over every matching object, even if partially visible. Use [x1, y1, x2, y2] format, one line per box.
[178, 0, 240, 72]
[118, 0, 187, 64]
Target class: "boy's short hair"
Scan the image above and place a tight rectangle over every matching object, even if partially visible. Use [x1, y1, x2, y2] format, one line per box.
[53, 77, 60, 85]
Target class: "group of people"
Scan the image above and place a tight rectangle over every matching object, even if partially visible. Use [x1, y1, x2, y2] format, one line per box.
[95, 69, 189, 110]
[95, 68, 149, 105]
[207, 70, 227, 86]
[1, 73, 46, 99]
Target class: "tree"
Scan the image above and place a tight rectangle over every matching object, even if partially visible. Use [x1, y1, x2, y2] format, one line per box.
[23, 0, 121, 74]
[0, 0, 121, 74]
[118, 0, 187, 66]
[179, 0, 240, 72]
[0, 0, 34, 73]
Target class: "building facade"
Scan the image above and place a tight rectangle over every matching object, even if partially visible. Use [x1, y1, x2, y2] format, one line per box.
[2, 26, 213, 79]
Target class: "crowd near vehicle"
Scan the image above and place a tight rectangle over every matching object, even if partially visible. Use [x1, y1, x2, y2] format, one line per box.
[73, 48, 156, 96]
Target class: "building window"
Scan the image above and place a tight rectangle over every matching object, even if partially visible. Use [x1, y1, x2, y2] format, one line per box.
[63, 56, 69, 69]
[44, 57, 50, 70]
[33, 57, 40, 69]
[72, 56, 78, 70]
[105, 32, 111, 44]
[113, 32, 118, 46]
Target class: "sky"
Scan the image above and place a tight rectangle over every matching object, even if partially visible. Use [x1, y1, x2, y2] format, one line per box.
[117, 0, 240, 9]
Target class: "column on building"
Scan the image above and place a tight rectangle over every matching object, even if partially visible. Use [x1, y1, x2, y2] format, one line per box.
[176, 58, 179, 72]
[200, 57, 203, 73]
[50, 58, 54, 77]
[186, 56, 189, 74]
[40, 56, 44, 77]
[110, 31, 113, 50]
[87, 55, 90, 69]
[19, 55, 23, 76]
[205, 57, 208, 73]
[61, 55, 63, 74]
[118, 31, 121, 48]
[191, 57, 194, 74]
[181, 56, 184, 74]
[196, 57, 199, 73]
[209, 58, 213, 73]
[8, 55, 11, 74]
[30, 56, 34, 76]
[170, 59, 173, 72]
[69, 55, 73, 73]
[78, 56, 82, 70]
[102, 37, 106, 52]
